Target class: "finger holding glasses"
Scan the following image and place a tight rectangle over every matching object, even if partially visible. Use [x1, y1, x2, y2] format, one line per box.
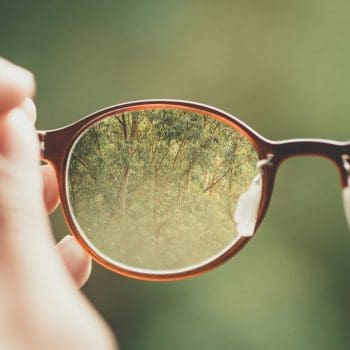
[0, 57, 117, 350]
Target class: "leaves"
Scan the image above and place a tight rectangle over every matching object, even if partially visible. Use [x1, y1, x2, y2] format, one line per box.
[67, 108, 259, 270]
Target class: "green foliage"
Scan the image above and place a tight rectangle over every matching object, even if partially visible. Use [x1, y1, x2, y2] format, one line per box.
[68, 108, 258, 270]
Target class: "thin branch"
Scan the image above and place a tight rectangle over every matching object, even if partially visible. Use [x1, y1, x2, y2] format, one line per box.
[202, 166, 232, 193]
[71, 153, 97, 182]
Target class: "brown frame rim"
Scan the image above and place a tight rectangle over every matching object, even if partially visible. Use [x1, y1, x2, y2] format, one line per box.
[43, 99, 273, 281]
[41, 99, 350, 281]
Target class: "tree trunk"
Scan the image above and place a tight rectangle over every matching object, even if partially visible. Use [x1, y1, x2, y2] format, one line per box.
[185, 168, 191, 191]
[118, 167, 129, 218]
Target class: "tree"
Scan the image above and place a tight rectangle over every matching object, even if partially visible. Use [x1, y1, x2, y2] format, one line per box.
[67, 107, 259, 270]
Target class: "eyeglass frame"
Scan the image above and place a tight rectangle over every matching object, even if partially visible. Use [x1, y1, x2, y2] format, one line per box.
[37, 99, 350, 281]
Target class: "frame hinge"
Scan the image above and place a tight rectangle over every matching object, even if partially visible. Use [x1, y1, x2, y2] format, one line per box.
[342, 154, 350, 173]
[257, 153, 274, 169]
[37, 131, 46, 158]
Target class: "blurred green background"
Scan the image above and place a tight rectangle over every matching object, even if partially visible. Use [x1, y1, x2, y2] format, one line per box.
[2, 0, 350, 349]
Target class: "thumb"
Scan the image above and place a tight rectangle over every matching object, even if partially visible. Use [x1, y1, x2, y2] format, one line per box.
[0, 108, 44, 234]
[0, 108, 68, 286]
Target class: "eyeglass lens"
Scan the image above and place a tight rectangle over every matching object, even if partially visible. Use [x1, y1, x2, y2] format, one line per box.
[66, 107, 260, 272]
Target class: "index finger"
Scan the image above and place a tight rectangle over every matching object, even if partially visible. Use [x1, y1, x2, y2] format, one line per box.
[0, 57, 35, 115]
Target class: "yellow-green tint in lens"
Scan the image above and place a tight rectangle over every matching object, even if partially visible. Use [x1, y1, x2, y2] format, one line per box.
[66, 107, 260, 272]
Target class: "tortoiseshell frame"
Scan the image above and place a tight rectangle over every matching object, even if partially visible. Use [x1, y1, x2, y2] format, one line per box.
[39, 99, 350, 281]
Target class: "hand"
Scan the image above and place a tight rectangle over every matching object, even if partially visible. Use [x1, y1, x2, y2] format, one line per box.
[0, 57, 117, 350]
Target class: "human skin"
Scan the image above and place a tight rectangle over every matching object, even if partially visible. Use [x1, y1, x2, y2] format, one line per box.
[0, 57, 117, 349]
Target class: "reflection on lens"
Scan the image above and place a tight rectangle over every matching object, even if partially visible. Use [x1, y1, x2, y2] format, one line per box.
[67, 107, 259, 272]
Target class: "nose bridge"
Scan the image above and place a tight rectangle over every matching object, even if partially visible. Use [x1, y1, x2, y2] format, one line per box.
[271, 138, 350, 187]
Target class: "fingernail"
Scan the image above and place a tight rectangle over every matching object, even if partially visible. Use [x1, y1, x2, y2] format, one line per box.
[21, 98, 37, 124]
[60, 235, 74, 246]
[58, 235, 91, 266]
[13, 69, 35, 98]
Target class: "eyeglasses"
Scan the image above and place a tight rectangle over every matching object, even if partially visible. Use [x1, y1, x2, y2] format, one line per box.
[39, 99, 350, 281]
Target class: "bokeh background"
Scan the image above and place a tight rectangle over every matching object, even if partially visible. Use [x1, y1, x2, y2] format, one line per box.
[2, 1, 350, 349]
